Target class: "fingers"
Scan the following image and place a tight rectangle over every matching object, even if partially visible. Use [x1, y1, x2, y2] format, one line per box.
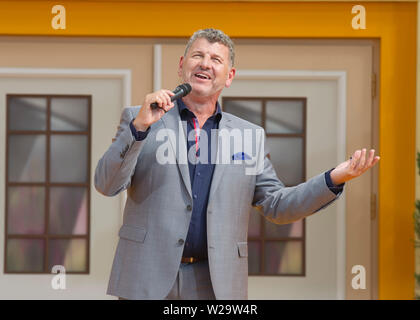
[147, 89, 175, 112]
[154, 93, 170, 109]
[371, 155, 380, 166]
[351, 148, 367, 171]
[137, 89, 177, 128]
[359, 148, 367, 168]
[350, 149, 361, 170]
[366, 149, 376, 167]
[161, 90, 175, 108]
[164, 89, 175, 97]
[162, 90, 174, 108]
[360, 149, 380, 170]
[351, 148, 380, 176]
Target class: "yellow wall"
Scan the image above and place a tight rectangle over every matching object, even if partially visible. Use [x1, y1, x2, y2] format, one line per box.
[0, 1, 417, 299]
[416, 0, 420, 299]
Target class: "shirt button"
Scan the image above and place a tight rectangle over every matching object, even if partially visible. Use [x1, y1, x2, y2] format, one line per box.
[178, 239, 185, 246]
[197, 172, 201, 176]
[186, 205, 192, 211]
[193, 194, 197, 199]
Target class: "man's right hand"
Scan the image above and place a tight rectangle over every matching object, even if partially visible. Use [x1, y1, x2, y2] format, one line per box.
[132, 89, 175, 132]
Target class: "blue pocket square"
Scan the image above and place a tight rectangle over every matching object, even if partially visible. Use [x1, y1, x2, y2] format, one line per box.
[232, 152, 252, 160]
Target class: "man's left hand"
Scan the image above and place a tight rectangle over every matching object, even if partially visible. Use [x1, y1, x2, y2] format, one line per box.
[330, 149, 380, 186]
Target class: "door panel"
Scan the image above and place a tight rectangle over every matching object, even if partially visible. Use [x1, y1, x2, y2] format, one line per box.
[221, 79, 339, 299]
[161, 40, 375, 299]
[0, 76, 123, 299]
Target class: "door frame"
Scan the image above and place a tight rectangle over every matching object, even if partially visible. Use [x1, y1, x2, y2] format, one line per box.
[154, 40, 380, 299]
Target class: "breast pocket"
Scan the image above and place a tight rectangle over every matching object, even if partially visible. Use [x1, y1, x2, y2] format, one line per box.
[118, 224, 147, 243]
[237, 241, 248, 258]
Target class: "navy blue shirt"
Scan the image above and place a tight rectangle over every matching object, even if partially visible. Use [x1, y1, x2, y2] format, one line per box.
[129, 101, 344, 259]
[178, 99, 222, 259]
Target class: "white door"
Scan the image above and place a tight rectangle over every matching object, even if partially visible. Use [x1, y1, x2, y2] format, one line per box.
[160, 40, 375, 299]
[0, 74, 125, 299]
[220, 76, 345, 299]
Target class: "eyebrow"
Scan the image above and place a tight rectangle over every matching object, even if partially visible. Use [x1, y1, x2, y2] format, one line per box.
[191, 50, 224, 61]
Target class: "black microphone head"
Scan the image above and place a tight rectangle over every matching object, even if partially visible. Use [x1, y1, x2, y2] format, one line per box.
[176, 83, 192, 97]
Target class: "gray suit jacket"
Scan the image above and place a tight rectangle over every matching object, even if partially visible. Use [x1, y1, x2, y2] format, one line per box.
[94, 101, 342, 300]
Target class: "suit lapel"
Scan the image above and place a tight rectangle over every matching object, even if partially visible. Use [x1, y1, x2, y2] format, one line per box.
[161, 102, 192, 199]
[209, 113, 233, 200]
[161, 106, 234, 201]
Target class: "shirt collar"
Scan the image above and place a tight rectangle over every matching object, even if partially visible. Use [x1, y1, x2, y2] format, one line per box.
[177, 98, 222, 122]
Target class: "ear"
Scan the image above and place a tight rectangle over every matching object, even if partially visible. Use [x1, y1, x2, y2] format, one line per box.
[178, 56, 184, 78]
[225, 67, 236, 88]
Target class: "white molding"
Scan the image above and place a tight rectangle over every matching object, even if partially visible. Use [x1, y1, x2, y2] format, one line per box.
[233, 69, 347, 300]
[153, 44, 162, 91]
[0, 67, 132, 107]
[236, 69, 346, 80]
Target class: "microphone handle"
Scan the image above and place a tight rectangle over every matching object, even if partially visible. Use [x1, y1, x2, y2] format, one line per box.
[150, 89, 185, 110]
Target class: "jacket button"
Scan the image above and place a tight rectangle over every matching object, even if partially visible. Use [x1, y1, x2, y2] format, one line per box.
[178, 239, 185, 246]
[186, 205, 192, 211]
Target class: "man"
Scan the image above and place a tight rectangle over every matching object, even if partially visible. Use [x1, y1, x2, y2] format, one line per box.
[95, 28, 380, 300]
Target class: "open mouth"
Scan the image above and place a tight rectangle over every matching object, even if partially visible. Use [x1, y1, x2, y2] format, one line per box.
[194, 73, 211, 80]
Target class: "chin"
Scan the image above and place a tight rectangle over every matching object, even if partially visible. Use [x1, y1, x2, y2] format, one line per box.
[190, 86, 211, 97]
[193, 89, 210, 97]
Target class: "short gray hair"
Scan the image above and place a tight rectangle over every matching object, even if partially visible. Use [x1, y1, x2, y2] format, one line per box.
[184, 28, 235, 67]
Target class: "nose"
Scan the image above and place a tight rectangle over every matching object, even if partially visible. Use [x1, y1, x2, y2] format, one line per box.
[199, 54, 211, 69]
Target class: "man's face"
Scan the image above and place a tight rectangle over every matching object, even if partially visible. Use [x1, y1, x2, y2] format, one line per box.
[178, 37, 235, 99]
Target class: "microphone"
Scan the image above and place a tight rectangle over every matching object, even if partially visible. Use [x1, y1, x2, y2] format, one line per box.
[150, 83, 192, 110]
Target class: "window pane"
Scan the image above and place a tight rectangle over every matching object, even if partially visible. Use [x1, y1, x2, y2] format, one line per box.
[248, 241, 260, 274]
[49, 187, 88, 235]
[50, 135, 88, 183]
[266, 100, 304, 134]
[48, 239, 87, 272]
[248, 207, 261, 238]
[50, 97, 89, 131]
[6, 239, 44, 272]
[8, 135, 46, 182]
[7, 186, 45, 234]
[266, 137, 303, 186]
[264, 241, 303, 275]
[264, 219, 303, 238]
[8, 97, 47, 131]
[223, 100, 262, 126]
